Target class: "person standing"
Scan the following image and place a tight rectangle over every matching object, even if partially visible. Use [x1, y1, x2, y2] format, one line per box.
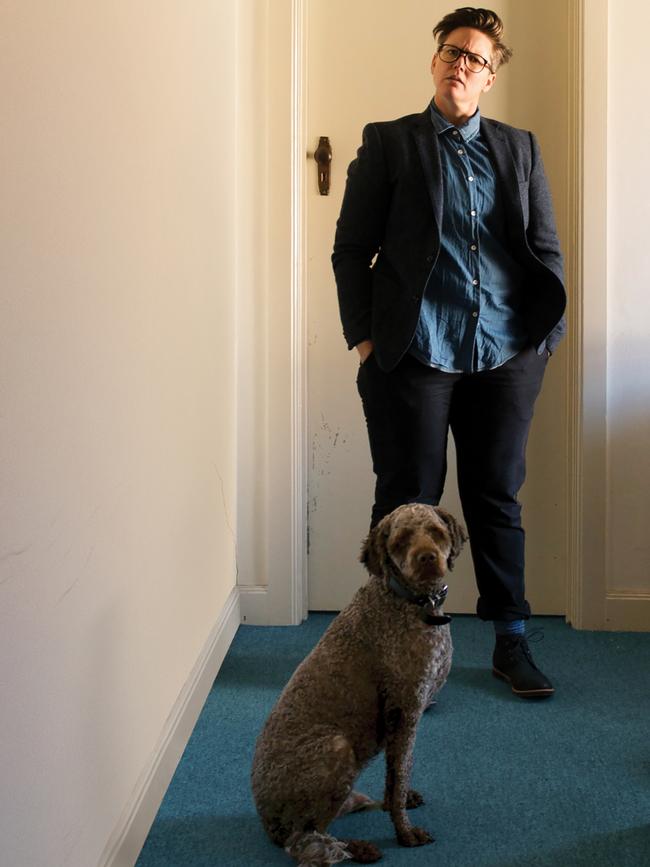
[332, 7, 566, 698]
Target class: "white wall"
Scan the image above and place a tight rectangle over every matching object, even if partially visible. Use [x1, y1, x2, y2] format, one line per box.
[607, 1, 650, 614]
[0, 2, 242, 865]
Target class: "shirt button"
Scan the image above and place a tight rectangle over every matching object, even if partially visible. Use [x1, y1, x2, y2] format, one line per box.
[470, 244, 477, 251]
[457, 148, 465, 155]
[472, 311, 478, 318]
[468, 176, 474, 182]
[452, 130, 459, 136]
[472, 279, 479, 286]
[426, 254, 434, 262]
[470, 210, 477, 216]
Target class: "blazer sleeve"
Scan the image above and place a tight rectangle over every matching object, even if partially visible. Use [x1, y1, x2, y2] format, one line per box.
[331, 123, 391, 350]
[526, 131, 566, 353]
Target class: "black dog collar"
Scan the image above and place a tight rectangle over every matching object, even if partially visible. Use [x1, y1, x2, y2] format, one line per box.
[387, 572, 452, 626]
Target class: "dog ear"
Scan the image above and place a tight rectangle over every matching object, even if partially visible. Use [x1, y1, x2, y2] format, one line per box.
[433, 507, 468, 570]
[360, 516, 389, 576]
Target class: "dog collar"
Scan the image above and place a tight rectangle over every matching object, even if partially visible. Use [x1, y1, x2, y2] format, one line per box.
[387, 572, 452, 626]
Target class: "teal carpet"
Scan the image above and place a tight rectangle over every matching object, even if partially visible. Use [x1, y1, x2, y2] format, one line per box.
[136, 615, 650, 866]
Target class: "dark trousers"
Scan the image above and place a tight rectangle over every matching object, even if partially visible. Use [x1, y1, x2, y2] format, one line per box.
[356, 345, 548, 621]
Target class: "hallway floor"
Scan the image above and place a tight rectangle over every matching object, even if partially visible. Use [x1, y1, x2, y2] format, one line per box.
[136, 614, 650, 866]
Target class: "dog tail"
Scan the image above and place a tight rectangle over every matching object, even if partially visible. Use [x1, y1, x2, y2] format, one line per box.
[284, 830, 352, 866]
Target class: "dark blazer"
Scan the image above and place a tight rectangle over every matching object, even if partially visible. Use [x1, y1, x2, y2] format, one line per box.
[332, 105, 567, 372]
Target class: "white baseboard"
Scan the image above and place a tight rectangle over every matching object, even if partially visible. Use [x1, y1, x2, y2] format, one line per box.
[239, 584, 271, 625]
[238, 584, 306, 626]
[605, 593, 650, 631]
[99, 585, 241, 867]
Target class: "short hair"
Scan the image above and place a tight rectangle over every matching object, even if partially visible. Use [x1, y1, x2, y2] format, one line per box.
[432, 7, 513, 69]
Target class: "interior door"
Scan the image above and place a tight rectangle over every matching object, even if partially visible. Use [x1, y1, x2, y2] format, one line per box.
[306, 0, 570, 614]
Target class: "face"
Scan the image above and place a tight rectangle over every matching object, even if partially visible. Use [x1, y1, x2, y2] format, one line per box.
[381, 504, 455, 594]
[361, 503, 467, 591]
[431, 26, 497, 114]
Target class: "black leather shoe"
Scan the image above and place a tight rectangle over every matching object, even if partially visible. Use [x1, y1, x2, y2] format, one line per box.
[492, 633, 554, 698]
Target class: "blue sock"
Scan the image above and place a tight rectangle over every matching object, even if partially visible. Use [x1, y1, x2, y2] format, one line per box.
[494, 619, 526, 637]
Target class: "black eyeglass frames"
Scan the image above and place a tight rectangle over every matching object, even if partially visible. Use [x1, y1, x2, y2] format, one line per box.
[437, 44, 494, 74]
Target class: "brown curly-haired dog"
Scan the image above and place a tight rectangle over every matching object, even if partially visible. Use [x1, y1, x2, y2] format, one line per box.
[251, 503, 467, 865]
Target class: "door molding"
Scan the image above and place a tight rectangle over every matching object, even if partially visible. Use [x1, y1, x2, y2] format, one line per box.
[245, 0, 610, 628]
[238, 0, 307, 625]
[565, 0, 608, 629]
[291, 0, 309, 623]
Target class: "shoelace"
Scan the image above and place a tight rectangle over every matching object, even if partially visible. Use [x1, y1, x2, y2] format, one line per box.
[502, 630, 545, 670]
[522, 629, 546, 671]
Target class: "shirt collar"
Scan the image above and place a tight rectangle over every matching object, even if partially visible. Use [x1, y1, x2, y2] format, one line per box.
[429, 98, 481, 142]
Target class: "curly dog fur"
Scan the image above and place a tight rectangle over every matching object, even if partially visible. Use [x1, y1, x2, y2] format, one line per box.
[251, 503, 467, 865]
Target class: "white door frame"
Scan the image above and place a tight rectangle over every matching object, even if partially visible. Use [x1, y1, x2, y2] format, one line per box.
[566, 0, 609, 629]
[239, 0, 609, 629]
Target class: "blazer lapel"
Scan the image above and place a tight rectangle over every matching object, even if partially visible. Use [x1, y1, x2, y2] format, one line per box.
[480, 118, 525, 236]
[412, 110, 444, 237]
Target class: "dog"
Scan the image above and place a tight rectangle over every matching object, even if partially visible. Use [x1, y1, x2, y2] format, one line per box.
[251, 503, 467, 865]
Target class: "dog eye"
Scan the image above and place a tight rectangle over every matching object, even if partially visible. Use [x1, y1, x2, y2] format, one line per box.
[391, 529, 412, 548]
[427, 527, 446, 542]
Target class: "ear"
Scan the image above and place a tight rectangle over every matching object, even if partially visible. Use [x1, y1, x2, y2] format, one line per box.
[360, 515, 390, 577]
[482, 71, 496, 93]
[433, 507, 468, 570]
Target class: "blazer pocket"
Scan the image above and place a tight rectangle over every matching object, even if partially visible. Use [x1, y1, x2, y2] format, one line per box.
[359, 349, 375, 367]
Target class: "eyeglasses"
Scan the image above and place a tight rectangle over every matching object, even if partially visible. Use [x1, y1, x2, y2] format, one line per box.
[437, 44, 494, 74]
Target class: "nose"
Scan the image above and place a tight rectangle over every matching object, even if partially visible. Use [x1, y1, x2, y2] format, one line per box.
[418, 551, 437, 566]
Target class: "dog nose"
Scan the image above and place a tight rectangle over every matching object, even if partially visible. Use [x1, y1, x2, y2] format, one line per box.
[418, 551, 436, 565]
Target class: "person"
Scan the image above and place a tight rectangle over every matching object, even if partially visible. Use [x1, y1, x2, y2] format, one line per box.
[332, 7, 566, 698]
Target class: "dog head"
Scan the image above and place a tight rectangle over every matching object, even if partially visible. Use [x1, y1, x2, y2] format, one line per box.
[360, 504, 467, 596]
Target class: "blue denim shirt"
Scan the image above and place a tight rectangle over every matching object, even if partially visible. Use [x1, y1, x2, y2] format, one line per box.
[410, 100, 529, 372]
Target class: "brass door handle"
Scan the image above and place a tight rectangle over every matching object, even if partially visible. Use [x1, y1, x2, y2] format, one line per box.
[314, 136, 332, 195]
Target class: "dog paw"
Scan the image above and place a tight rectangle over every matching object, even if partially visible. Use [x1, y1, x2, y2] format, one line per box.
[397, 826, 435, 847]
[343, 839, 382, 863]
[406, 789, 425, 809]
